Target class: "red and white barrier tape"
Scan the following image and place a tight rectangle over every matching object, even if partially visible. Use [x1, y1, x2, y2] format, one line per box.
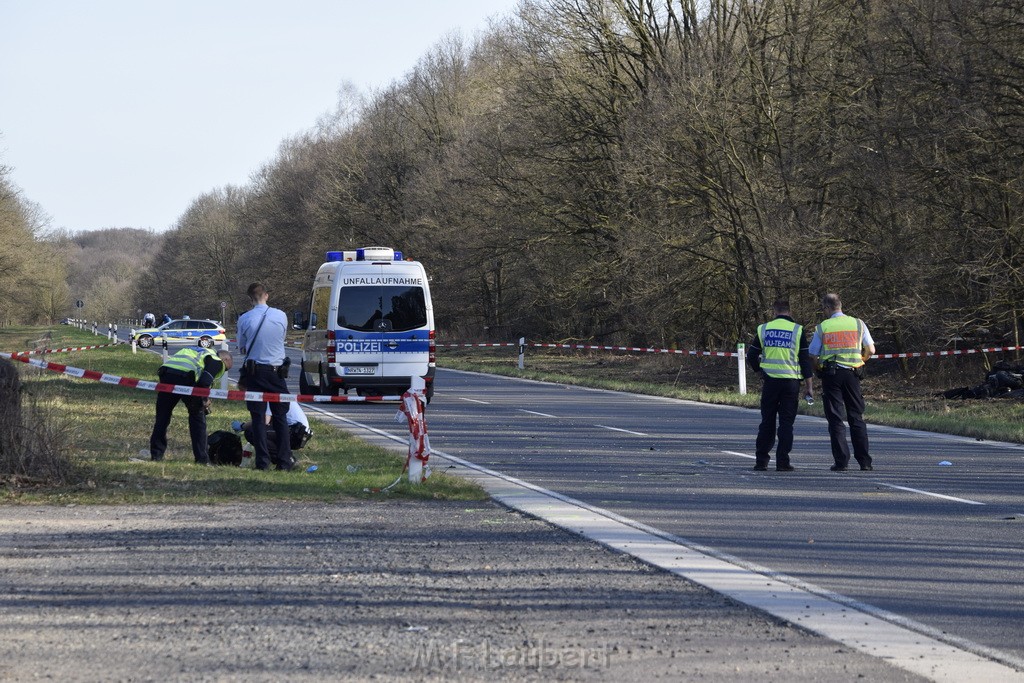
[437, 342, 518, 348]
[531, 342, 736, 357]
[7, 342, 124, 356]
[436, 341, 735, 356]
[871, 345, 1024, 359]
[438, 341, 1024, 360]
[0, 351, 399, 403]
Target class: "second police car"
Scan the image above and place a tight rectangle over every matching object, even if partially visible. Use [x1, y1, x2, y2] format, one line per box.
[131, 318, 227, 349]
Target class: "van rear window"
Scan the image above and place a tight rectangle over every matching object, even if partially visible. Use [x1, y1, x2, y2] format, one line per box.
[337, 286, 427, 332]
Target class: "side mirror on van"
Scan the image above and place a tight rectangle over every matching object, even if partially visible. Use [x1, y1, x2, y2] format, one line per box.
[293, 311, 312, 330]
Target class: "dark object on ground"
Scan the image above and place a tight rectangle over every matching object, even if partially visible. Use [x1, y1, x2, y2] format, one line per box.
[940, 361, 1024, 400]
[208, 430, 243, 466]
[289, 422, 312, 450]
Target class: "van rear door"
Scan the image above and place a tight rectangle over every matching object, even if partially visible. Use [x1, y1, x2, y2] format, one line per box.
[376, 280, 430, 384]
[335, 275, 387, 381]
[335, 266, 429, 391]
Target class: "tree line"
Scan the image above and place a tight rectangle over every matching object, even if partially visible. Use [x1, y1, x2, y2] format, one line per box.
[0, 160, 161, 326]
[0, 163, 68, 326]
[7, 0, 1024, 356]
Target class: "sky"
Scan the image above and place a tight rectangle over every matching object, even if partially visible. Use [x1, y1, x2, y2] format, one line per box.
[0, 0, 521, 234]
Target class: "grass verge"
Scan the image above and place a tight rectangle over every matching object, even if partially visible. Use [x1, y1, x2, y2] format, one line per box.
[0, 325, 485, 504]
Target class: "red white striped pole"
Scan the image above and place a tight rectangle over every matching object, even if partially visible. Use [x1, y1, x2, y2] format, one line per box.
[400, 376, 431, 484]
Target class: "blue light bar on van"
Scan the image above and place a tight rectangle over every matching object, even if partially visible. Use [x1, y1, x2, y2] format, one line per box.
[357, 247, 402, 261]
[327, 247, 404, 262]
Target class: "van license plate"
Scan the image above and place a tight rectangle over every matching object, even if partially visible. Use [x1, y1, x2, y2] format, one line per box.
[343, 366, 376, 375]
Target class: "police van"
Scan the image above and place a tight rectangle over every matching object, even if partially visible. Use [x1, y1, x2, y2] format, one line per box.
[299, 247, 435, 400]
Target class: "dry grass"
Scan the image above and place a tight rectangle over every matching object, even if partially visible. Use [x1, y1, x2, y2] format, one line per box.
[0, 325, 485, 503]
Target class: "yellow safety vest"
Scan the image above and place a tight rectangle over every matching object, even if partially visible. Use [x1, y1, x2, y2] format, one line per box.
[161, 348, 224, 383]
[757, 318, 802, 379]
[816, 315, 866, 368]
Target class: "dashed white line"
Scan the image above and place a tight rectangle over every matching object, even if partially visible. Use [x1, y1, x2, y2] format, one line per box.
[518, 409, 557, 418]
[458, 397, 491, 405]
[595, 424, 648, 436]
[721, 451, 988, 505]
[874, 482, 986, 506]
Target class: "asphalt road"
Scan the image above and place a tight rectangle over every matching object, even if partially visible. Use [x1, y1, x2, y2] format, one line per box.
[125, 334, 1023, 669]
[302, 366, 1024, 667]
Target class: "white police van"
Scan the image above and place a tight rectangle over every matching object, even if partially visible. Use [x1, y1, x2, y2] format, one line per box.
[299, 247, 435, 400]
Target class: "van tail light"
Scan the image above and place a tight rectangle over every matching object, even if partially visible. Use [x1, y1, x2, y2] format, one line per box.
[327, 330, 336, 363]
[428, 330, 436, 366]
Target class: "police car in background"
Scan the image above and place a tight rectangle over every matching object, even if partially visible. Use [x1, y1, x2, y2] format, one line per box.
[131, 318, 227, 349]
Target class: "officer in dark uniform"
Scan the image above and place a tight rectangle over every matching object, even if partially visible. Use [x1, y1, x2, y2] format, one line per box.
[748, 298, 814, 471]
[809, 292, 876, 471]
[149, 348, 233, 464]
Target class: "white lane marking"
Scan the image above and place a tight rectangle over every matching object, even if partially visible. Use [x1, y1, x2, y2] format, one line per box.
[595, 424, 648, 436]
[305, 405, 405, 442]
[307, 406, 1024, 681]
[874, 482, 986, 506]
[720, 451, 988, 504]
[458, 397, 491, 405]
[518, 409, 557, 418]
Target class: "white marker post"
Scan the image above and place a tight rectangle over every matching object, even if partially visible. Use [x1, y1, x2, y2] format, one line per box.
[220, 341, 230, 391]
[737, 343, 747, 395]
[518, 337, 526, 370]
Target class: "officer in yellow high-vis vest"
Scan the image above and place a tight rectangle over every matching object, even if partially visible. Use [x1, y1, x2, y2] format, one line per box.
[748, 299, 815, 471]
[149, 347, 233, 464]
[809, 292, 876, 471]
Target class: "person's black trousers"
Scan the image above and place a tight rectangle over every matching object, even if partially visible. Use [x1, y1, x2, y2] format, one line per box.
[150, 369, 208, 463]
[244, 425, 284, 458]
[243, 364, 294, 470]
[821, 367, 871, 468]
[755, 376, 800, 467]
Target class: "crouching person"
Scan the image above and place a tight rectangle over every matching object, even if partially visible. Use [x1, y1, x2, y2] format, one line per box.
[236, 401, 312, 462]
[149, 348, 233, 464]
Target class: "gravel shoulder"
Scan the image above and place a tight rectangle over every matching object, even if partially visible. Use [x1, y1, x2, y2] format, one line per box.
[0, 500, 926, 682]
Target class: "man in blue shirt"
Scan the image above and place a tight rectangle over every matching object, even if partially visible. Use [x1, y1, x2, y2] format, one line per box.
[237, 282, 295, 471]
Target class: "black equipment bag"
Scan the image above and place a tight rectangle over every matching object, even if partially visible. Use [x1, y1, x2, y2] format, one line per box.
[208, 430, 243, 466]
[289, 422, 312, 450]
